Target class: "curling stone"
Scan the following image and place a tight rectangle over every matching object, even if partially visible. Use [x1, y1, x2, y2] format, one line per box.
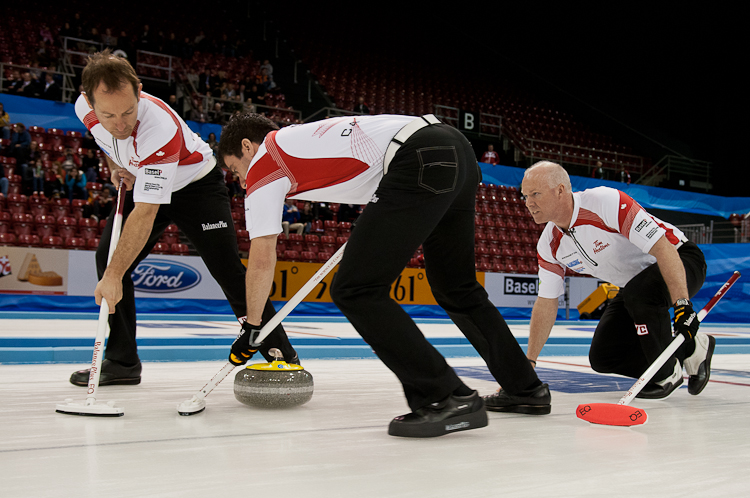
[234, 349, 313, 408]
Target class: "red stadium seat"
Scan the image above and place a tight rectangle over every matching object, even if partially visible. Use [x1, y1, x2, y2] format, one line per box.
[16, 234, 40, 247]
[287, 233, 304, 252]
[160, 233, 180, 245]
[283, 250, 300, 261]
[0, 232, 17, 245]
[152, 242, 171, 254]
[171, 243, 190, 255]
[41, 235, 64, 248]
[323, 220, 338, 237]
[320, 235, 336, 253]
[310, 219, 325, 235]
[65, 237, 87, 250]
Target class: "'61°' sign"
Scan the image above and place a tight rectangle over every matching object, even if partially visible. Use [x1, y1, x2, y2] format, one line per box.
[264, 261, 488, 305]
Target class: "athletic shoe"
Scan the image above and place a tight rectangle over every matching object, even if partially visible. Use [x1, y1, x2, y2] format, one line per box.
[388, 391, 488, 438]
[683, 333, 716, 395]
[636, 358, 683, 399]
[483, 383, 551, 414]
[69, 359, 142, 386]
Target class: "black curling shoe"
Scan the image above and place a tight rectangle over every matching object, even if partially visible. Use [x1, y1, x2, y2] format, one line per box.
[483, 383, 552, 414]
[70, 359, 142, 386]
[388, 391, 488, 438]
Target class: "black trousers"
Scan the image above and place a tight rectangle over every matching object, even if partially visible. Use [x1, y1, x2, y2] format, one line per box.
[96, 167, 296, 365]
[589, 241, 707, 381]
[330, 123, 540, 411]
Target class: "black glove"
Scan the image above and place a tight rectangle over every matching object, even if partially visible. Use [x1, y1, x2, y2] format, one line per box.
[229, 322, 262, 366]
[673, 299, 699, 340]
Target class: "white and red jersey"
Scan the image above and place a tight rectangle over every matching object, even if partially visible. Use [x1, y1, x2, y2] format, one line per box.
[536, 186, 687, 298]
[75, 92, 213, 204]
[243, 114, 414, 238]
[480, 150, 499, 165]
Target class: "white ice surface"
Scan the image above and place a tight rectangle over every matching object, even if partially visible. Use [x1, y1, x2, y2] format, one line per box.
[2, 352, 750, 497]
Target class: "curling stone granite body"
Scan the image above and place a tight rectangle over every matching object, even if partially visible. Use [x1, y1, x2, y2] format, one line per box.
[234, 361, 314, 408]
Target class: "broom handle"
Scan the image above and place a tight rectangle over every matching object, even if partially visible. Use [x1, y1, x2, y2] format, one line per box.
[85, 179, 126, 406]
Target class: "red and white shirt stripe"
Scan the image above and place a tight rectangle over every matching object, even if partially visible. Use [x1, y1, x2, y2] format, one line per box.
[75, 92, 212, 204]
[243, 114, 414, 238]
[536, 186, 687, 298]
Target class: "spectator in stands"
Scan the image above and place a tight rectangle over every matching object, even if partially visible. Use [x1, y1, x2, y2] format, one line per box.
[0, 103, 10, 141]
[41, 73, 63, 101]
[260, 60, 273, 80]
[480, 144, 500, 165]
[45, 65, 63, 86]
[185, 67, 199, 91]
[44, 163, 66, 198]
[14, 71, 41, 98]
[210, 103, 226, 125]
[353, 96, 370, 114]
[31, 158, 44, 196]
[231, 94, 245, 113]
[3, 69, 22, 93]
[18, 139, 41, 193]
[248, 84, 266, 104]
[82, 148, 100, 182]
[592, 161, 606, 180]
[281, 199, 305, 237]
[39, 23, 55, 44]
[59, 21, 75, 39]
[198, 66, 212, 95]
[59, 147, 82, 171]
[261, 68, 275, 91]
[0, 164, 7, 196]
[206, 132, 220, 157]
[620, 167, 631, 184]
[101, 28, 118, 49]
[299, 200, 315, 233]
[237, 84, 247, 103]
[222, 82, 236, 101]
[189, 98, 208, 123]
[10, 123, 31, 163]
[168, 94, 182, 117]
[0, 170, 8, 197]
[139, 24, 152, 51]
[65, 166, 87, 201]
[180, 36, 195, 60]
[70, 12, 87, 39]
[92, 186, 113, 220]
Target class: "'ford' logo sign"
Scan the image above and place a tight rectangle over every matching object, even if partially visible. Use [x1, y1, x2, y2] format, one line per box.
[131, 259, 201, 293]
